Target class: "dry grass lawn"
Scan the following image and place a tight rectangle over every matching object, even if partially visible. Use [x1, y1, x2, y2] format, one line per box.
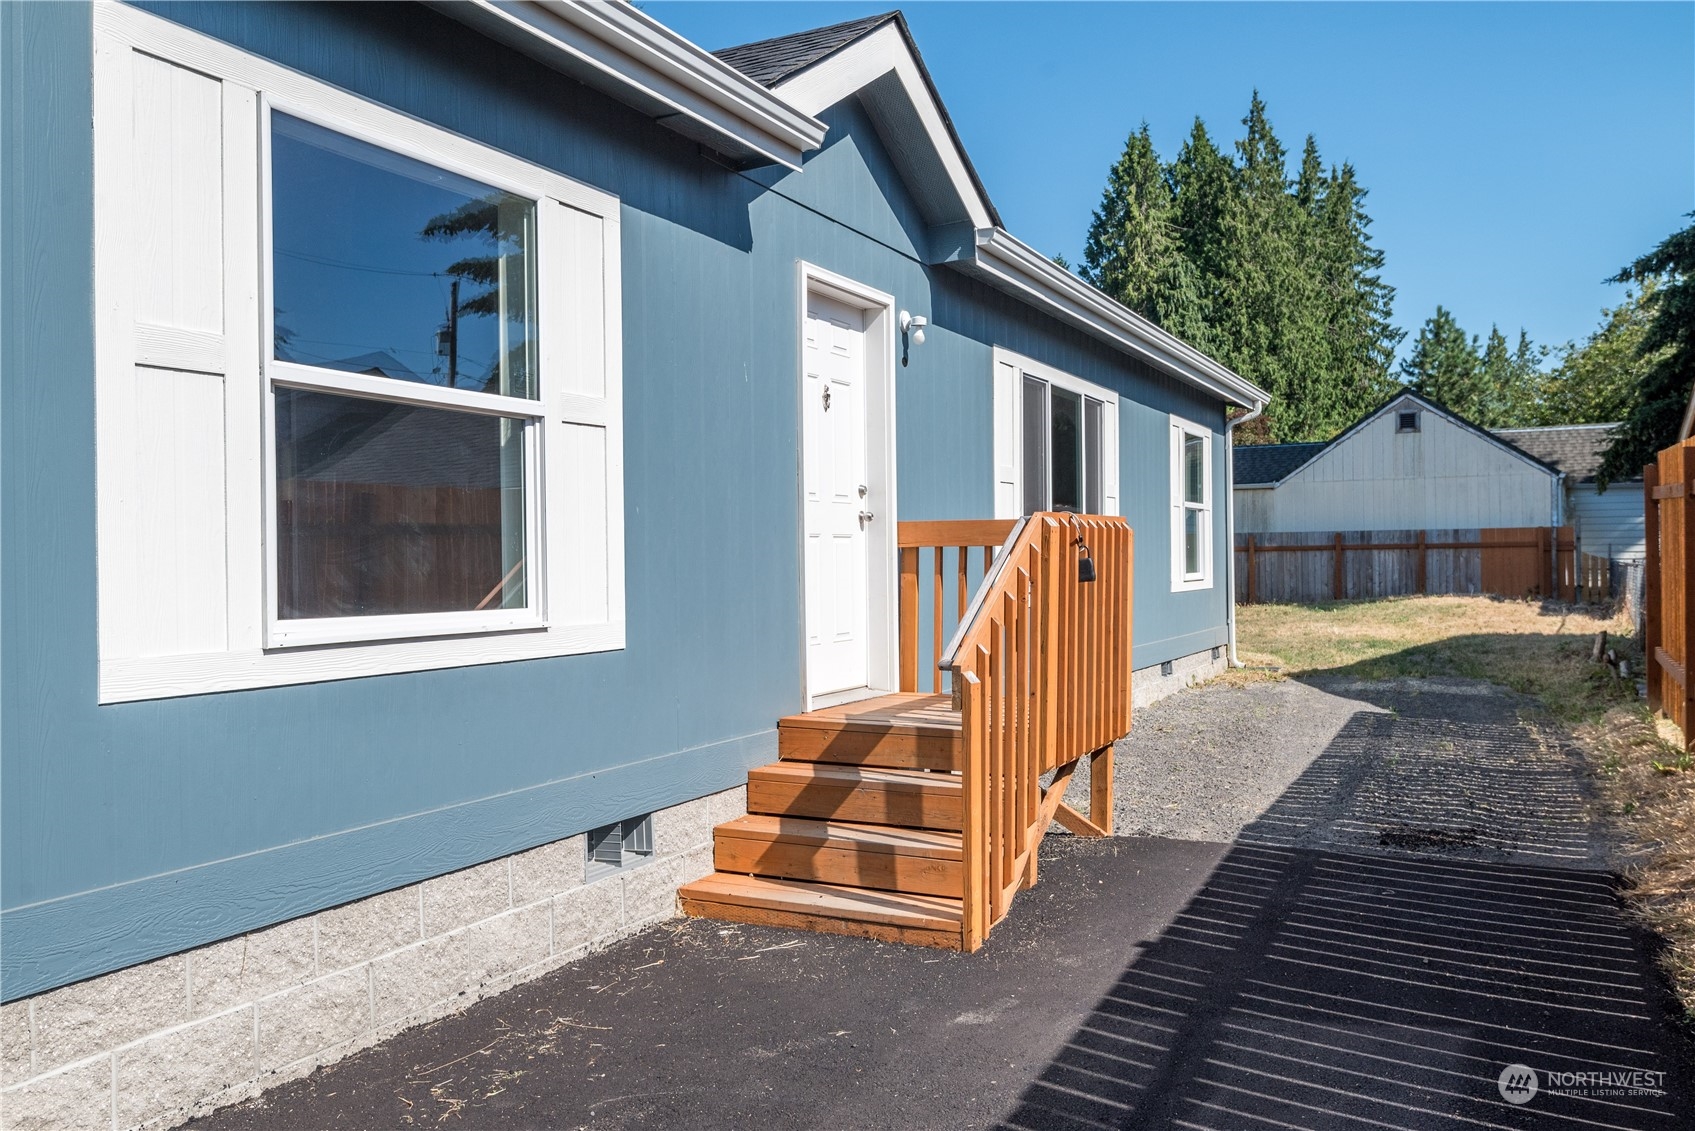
[1226, 594, 1695, 1021]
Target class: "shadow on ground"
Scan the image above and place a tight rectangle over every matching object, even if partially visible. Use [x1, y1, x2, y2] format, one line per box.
[192, 670, 1693, 1131]
[1014, 672, 1694, 1130]
[998, 842, 1693, 1130]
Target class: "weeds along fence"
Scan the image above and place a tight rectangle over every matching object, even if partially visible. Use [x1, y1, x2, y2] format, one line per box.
[1234, 526, 1589, 605]
[1644, 437, 1695, 752]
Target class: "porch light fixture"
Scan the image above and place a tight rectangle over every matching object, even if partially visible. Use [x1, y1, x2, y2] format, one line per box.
[899, 310, 927, 367]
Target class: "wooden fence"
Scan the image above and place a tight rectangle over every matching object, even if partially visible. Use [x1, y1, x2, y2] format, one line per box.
[1235, 526, 1580, 605]
[1644, 437, 1695, 751]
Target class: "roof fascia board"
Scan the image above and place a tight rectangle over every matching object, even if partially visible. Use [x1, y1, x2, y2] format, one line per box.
[1681, 383, 1695, 441]
[966, 227, 1269, 411]
[770, 22, 993, 229]
[440, 0, 827, 170]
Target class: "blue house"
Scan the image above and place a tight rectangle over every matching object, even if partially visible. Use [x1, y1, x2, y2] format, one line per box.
[0, 3, 1267, 1125]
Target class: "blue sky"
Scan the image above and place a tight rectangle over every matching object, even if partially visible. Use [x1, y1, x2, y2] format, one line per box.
[649, 1, 1693, 365]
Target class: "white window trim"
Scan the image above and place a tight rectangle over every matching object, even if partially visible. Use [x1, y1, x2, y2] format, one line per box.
[1170, 414, 1213, 592]
[991, 346, 1119, 520]
[92, 4, 625, 702]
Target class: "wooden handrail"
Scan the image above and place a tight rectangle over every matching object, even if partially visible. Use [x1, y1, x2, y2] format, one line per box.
[896, 519, 1020, 693]
[939, 517, 1028, 671]
[945, 513, 1133, 950]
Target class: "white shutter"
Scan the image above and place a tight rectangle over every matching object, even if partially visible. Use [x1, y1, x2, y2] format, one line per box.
[95, 43, 238, 663]
[548, 200, 625, 628]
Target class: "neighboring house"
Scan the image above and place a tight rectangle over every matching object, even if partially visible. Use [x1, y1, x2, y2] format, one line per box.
[1496, 424, 1645, 562]
[1234, 390, 1566, 535]
[1681, 381, 1695, 442]
[1233, 391, 1646, 564]
[0, 3, 1267, 1127]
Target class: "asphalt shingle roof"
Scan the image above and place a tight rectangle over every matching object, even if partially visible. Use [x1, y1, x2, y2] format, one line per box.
[713, 12, 898, 88]
[1234, 443, 1328, 486]
[1494, 424, 1619, 483]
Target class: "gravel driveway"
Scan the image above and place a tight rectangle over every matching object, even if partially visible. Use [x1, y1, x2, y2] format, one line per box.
[1104, 675, 1617, 869]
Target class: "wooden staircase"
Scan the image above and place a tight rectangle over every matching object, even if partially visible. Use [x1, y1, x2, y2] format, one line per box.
[679, 693, 970, 949]
[681, 513, 1134, 952]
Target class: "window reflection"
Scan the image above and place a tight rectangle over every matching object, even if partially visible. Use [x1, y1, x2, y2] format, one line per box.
[275, 389, 527, 619]
[270, 113, 537, 398]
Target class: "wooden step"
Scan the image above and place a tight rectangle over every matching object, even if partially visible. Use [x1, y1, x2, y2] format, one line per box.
[713, 814, 962, 897]
[747, 762, 962, 830]
[679, 872, 964, 950]
[778, 692, 962, 771]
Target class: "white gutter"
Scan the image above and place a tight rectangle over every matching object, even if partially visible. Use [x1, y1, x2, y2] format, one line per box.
[1225, 402, 1266, 668]
[970, 228, 1269, 410]
[442, 0, 828, 170]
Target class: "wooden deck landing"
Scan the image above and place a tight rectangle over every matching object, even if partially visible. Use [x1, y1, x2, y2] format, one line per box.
[784, 692, 961, 733]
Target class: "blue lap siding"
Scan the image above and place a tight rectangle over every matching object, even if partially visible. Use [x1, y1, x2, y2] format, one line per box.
[0, 1, 1230, 998]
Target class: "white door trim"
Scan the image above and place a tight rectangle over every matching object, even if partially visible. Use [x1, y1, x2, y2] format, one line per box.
[796, 262, 898, 711]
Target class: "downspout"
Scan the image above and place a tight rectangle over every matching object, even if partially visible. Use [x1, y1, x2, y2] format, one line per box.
[1224, 399, 1266, 668]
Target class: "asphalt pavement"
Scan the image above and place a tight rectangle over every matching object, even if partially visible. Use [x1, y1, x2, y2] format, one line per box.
[191, 677, 1695, 1130]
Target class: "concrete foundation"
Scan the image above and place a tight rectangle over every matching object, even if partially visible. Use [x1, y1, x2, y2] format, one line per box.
[0, 786, 744, 1131]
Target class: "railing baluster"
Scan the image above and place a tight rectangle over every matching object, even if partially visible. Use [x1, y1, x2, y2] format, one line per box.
[916, 513, 1135, 945]
[899, 547, 918, 692]
[932, 547, 945, 691]
[957, 545, 969, 624]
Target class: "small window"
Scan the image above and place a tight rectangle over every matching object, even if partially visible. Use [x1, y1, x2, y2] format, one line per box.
[1021, 375, 1109, 514]
[1170, 417, 1212, 591]
[585, 814, 654, 880]
[1397, 411, 1420, 433]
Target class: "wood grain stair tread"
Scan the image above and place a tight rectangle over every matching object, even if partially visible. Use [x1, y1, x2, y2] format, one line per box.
[715, 814, 962, 859]
[748, 762, 961, 791]
[679, 872, 963, 932]
[779, 692, 962, 736]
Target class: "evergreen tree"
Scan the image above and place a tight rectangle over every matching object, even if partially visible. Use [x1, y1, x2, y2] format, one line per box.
[1081, 125, 1202, 339]
[1401, 307, 1479, 413]
[1169, 117, 1237, 358]
[1315, 162, 1402, 420]
[1080, 96, 1401, 442]
[1539, 281, 1665, 427]
[1599, 217, 1695, 485]
[1294, 135, 1325, 218]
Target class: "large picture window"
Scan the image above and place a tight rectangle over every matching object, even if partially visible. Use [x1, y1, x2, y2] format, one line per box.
[265, 112, 544, 645]
[92, 3, 625, 701]
[1170, 416, 1213, 591]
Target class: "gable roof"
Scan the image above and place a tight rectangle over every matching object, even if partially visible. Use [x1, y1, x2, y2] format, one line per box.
[1235, 443, 1327, 487]
[714, 12, 896, 87]
[1232, 389, 1564, 487]
[1494, 424, 1619, 483]
[718, 10, 1000, 231]
[447, 2, 1269, 414]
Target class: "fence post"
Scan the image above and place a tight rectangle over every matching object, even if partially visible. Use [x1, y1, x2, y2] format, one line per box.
[1566, 532, 1579, 607]
[1681, 447, 1695, 752]
[1246, 535, 1257, 605]
[1645, 465, 1661, 712]
[1535, 526, 1548, 597]
[1333, 532, 1345, 601]
[1416, 530, 1427, 594]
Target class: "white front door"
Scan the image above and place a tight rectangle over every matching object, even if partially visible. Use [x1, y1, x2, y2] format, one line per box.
[803, 292, 872, 698]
